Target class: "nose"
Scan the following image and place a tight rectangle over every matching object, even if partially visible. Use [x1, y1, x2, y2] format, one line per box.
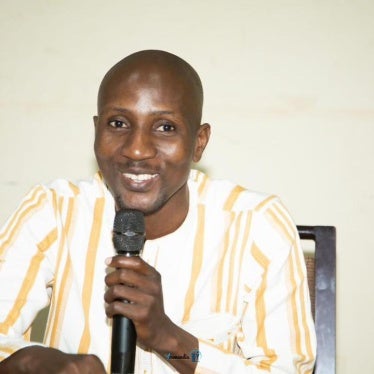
[121, 128, 157, 161]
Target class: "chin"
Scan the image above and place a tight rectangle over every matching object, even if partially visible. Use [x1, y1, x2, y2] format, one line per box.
[114, 194, 165, 216]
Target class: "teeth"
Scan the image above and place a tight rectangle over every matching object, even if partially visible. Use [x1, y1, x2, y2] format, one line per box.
[123, 173, 157, 181]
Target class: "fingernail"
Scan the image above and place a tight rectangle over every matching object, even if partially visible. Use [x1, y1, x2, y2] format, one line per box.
[105, 257, 112, 265]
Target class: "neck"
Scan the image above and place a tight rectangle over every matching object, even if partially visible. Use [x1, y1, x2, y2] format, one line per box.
[144, 187, 189, 240]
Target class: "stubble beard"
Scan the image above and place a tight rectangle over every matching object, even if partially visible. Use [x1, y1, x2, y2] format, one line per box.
[114, 190, 169, 216]
[113, 182, 188, 217]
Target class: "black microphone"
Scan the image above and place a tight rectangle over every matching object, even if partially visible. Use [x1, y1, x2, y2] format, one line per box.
[111, 209, 145, 374]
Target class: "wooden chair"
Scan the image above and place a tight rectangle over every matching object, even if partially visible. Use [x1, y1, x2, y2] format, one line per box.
[297, 225, 336, 374]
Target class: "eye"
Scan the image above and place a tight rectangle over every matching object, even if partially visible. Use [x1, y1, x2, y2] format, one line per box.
[156, 122, 176, 132]
[108, 120, 127, 128]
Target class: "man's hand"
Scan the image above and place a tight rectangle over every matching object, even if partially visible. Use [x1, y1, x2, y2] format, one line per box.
[0, 346, 106, 373]
[104, 255, 174, 352]
[104, 256, 199, 374]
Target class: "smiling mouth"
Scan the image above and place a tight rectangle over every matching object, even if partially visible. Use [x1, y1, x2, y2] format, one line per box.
[123, 173, 158, 182]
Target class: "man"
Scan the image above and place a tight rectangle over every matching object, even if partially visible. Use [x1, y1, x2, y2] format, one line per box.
[0, 50, 316, 373]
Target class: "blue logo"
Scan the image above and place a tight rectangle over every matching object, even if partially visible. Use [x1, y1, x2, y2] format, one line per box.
[190, 349, 202, 363]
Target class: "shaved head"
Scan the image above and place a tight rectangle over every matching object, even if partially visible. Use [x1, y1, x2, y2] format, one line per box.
[93, 49, 211, 235]
[97, 50, 204, 127]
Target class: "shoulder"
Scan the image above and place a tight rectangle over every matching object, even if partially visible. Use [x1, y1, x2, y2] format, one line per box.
[188, 169, 280, 214]
[188, 170, 299, 261]
[43, 172, 107, 199]
[17, 173, 110, 215]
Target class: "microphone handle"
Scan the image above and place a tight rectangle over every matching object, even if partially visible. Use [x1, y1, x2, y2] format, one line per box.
[111, 250, 139, 374]
[111, 315, 136, 374]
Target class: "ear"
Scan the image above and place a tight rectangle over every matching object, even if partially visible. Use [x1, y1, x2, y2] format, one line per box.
[193, 123, 211, 163]
[93, 115, 98, 129]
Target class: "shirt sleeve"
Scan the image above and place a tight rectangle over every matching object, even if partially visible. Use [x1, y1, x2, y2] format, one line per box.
[195, 197, 316, 373]
[0, 185, 58, 361]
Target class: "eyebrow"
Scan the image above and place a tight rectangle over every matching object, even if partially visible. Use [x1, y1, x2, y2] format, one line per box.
[99, 107, 174, 116]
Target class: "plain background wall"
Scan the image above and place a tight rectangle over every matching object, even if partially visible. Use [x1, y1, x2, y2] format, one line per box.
[1, 1, 373, 372]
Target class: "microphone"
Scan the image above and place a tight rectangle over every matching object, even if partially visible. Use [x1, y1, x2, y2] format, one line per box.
[111, 209, 145, 374]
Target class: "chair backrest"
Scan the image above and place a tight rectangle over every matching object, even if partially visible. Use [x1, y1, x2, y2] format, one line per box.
[297, 225, 336, 374]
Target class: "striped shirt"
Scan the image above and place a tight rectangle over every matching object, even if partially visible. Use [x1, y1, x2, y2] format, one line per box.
[0, 169, 316, 373]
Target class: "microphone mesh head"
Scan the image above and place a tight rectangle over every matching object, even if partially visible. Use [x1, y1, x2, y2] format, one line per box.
[113, 209, 145, 234]
[113, 209, 145, 254]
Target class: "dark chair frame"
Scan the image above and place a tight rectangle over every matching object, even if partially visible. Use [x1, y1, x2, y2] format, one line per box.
[297, 225, 336, 374]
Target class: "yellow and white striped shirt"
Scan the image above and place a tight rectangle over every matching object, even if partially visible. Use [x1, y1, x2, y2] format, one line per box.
[0, 170, 315, 373]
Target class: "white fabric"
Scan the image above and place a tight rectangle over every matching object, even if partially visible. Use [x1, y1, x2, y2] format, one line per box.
[0, 170, 316, 373]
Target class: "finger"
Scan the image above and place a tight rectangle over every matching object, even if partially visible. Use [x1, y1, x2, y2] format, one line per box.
[104, 283, 141, 304]
[105, 262, 161, 290]
[106, 255, 153, 275]
[105, 299, 133, 318]
[105, 297, 151, 321]
[106, 272, 163, 302]
[105, 268, 143, 287]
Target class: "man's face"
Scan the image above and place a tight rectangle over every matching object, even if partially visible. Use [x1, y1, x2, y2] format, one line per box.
[94, 68, 209, 215]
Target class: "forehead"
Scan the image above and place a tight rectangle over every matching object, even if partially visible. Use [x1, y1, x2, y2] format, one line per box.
[97, 56, 203, 126]
[98, 67, 199, 122]
[102, 69, 186, 103]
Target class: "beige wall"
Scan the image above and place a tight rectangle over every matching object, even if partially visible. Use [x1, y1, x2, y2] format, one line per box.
[1, 1, 373, 372]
